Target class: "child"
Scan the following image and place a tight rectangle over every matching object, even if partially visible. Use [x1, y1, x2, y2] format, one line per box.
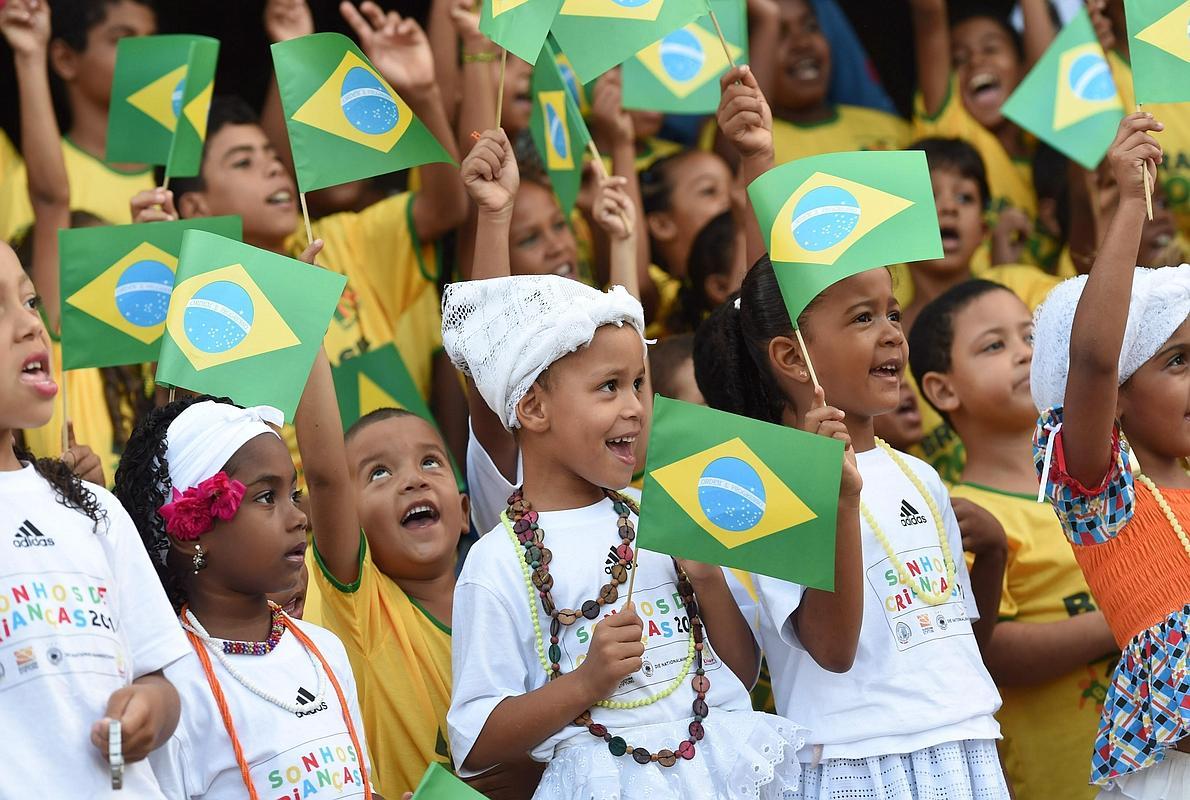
[649, 333, 704, 405]
[114, 393, 376, 798]
[0, 238, 188, 795]
[0, 0, 157, 241]
[910, 279, 1117, 800]
[872, 378, 925, 454]
[694, 258, 1010, 797]
[1032, 112, 1190, 795]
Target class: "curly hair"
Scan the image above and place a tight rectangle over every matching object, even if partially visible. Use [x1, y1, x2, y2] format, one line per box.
[12, 443, 106, 531]
[113, 394, 233, 609]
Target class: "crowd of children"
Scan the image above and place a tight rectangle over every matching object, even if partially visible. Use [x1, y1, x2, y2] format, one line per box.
[3, 0, 1190, 798]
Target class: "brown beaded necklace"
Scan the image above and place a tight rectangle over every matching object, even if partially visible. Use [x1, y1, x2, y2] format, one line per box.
[505, 488, 710, 766]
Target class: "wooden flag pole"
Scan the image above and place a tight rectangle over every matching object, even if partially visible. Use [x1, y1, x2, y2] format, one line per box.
[161, 175, 171, 193]
[706, 7, 737, 69]
[586, 139, 633, 233]
[496, 48, 508, 130]
[794, 327, 822, 394]
[299, 191, 315, 246]
[624, 541, 641, 607]
[168, 387, 176, 404]
[59, 368, 69, 453]
[1137, 103, 1154, 221]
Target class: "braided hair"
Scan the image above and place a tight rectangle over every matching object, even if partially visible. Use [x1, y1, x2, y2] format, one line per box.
[11, 443, 106, 531]
[114, 394, 233, 609]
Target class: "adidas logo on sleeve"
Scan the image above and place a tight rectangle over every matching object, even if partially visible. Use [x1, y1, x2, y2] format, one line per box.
[12, 520, 55, 548]
[899, 500, 927, 527]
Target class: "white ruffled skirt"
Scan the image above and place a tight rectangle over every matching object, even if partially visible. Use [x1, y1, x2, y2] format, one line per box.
[533, 710, 807, 800]
[790, 739, 1009, 800]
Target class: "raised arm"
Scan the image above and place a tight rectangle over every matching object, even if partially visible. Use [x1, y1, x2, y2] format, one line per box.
[909, 0, 951, 119]
[341, 1, 468, 242]
[5, 0, 66, 331]
[1062, 113, 1162, 488]
[716, 66, 774, 268]
[261, 0, 316, 176]
[449, 0, 499, 157]
[1019, 0, 1057, 70]
[591, 176, 641, 300]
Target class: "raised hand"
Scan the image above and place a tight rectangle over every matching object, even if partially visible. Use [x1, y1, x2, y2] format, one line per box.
[592, 176, 635, 240]
[130, 188, 178, 224]
[575, 603, 645, 700]
[1107, 112, 1164, 206]
[0, 0, 51, 58]
[717, 65, 773, 162]
[62, 423, 105, 487]
[264, 0, 314, 43]
[590, 69, 635, 147]
[802, 385, 862, 499]
[448, 0, 487, 50]
[952, 497, 1008, 559]
[462, 128, 519, 218]
[340, 0, 436, 96]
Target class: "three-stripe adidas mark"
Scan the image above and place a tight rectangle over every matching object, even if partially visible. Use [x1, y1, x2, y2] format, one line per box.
[295, 687, 316, 705]
[12, 520, 54, 547]
[294, 686, 328, 718]
[899, 500, 927, 527]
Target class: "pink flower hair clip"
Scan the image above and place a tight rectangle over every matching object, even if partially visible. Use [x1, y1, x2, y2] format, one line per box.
[158, 472, 246, 540]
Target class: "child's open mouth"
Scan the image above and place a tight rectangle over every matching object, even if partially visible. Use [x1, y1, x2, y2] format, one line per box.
[870, 360, 901, 383]
[20, 352, 57, 399]
[786, 57, 822, 83]
[967, 72, 1004, 109]
[285, 541, 307, 564]
[606, 435, 637, 466]
[401, 502, 441, 530]
[940, 225, 962, 253]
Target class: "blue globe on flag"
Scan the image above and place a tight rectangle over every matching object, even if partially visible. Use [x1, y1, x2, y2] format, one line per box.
[171, 78, 186, 119]
[1067, 53, 1115, 102]
[547, 103, 568, 160]
[612, 0, 651, 6]
[791, 185, 861, 252]
[184, 280, 254, 354]
[660, 29, 705, 83]
[339, 66, 399, 135]
[558, 63, 582, 106]
[115, 259, 174, 328]
[697, 456, 766, 532]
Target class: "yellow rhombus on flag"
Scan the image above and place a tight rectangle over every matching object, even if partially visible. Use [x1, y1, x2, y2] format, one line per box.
[66, 241, 177, 346]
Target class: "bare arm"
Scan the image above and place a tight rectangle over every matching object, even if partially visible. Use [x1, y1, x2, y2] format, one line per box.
[450, 0, 499, 156]
[428, 0, 463, 128]
[680, 563, 759, 686]
[261, 0, 316, 175]
[1019, 0, 1057, 70]
[717, 67, 774, 269]
[1062, 113, 1161, 488]
[745, 0, 780, 104]
[952, 497, 1007, 650]
[983, 611, 1117, 686]
[909, 0, 951, 119]
[592, 175, 641, 300]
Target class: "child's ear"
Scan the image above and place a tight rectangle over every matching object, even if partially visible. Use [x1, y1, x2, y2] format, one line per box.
[646, 211, 677, 243]
[920, 371, 960, 415]
[768, 334, 812, 386]
[177, 191, 210, 219]
[516, 383, 550, 433]
[458, 493, 472, 536]
[48, 39, 79, 83]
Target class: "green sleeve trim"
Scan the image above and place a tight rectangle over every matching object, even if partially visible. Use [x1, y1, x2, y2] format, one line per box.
[408, 594, 452, 636]
[406, 193, 441, 284]
[313, 532, 366, 593]
[915, 76, 953, 124]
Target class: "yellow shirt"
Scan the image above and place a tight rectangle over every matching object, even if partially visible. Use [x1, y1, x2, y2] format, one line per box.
[903, 264, 1060, 483]
[0, 131, 154, 241]
[646, 263, 683, 339]
[314, 536, 453, 797]
[1108, 52, 1190, 241]
[913, 75, 1037, 222]
[949, 484, 1110, 800]
[698, 104, 910, 163]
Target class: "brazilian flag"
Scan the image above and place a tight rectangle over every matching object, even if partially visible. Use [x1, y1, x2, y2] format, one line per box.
[1001, 9, 1122, 169]
[530, 43, 594, 215]
[480, 0, 563, 63]
[1126, 0, 1190, 104]
[549, 0, 707, 82]
[554, 48, 592, 116]
[412, 763, 485, 799]
[156, 230, 347, 418]
[639, 396, 842, 588]
[333, 344, 466, 491]
[748, 150, 942, 321]
[106, 35, 219, 178]
[59, 217, 241, 370]
[271, 33, 454, 194]
[622, 0, 746, 114]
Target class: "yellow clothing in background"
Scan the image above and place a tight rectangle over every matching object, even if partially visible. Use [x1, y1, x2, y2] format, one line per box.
[913, 75, 1037, 221]
[697, 105, 909, 162]
[0, 132, 154, 241]
[314, 537, 453, 797]
[602, 137, 684, 175]
[646, 263, 683, 340]
[949, 483, 1109, 800]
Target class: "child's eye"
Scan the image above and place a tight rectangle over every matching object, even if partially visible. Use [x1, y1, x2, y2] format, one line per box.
[552, 219, 568, 233]
[982, 339, 1005, 353]
[957, 192, 976, 205]
[292, 488, 304, 503]
[254, 490, 275, 504]
[369, 466, 392, 482]
[853, 312, 873, 324]
[24, 294, 41, 312]
[601, 379, 617, 392]
[422, 456, 442, 469]
[516, 232, 539, 249]
[633, 377, 645, 391]
[1167, 353, 1186, 368]
[888, 310, 902, 324]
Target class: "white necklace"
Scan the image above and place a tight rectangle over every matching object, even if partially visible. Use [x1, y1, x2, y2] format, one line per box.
[181, 608, 327, 715]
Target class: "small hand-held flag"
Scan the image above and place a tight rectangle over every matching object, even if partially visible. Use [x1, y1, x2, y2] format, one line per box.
[480, 0, 564, 63]
[1125, 0, 1190, 104]
[106, 35, 219, 178]
[156, 230, 347, 418]
[622, 0, 747, 114]
[412, 763, 486, 798]
[530, 42, 594, 215]
[748, 150, 942, 322]
[639, 396, 843, 588]
[271, 33, 454, 195]
[548, 0, 707, 82]
[59, 216, 242, 370]
[1001, 8, 1123, 169]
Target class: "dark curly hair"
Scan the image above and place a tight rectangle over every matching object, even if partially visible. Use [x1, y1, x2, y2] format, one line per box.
[12, 443, 106, 531]
[114, 394, 234, 609]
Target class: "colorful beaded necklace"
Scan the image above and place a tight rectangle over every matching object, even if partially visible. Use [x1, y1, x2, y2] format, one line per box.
[502, 488, 709, 766]
[218, 603, 286, 656]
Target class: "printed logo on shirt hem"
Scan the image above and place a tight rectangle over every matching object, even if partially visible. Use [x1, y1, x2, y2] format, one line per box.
[294, 686, 328, 718]
[899, 500, 927, 527]
[12, 520, 54, 548]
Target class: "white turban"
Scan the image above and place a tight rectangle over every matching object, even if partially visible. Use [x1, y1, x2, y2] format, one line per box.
[441, 275, 646, 430]
[165, 401, 285, 492]
[1031, 265, 1190, 412]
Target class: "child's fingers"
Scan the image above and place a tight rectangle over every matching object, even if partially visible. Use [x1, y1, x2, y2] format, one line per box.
[359, 0, 387, 29]
[719, 64, 754, 92]
[339, 0, 370, 37]
[297, 238, 324, 265]
[810, 383, 826, 411]
[1114, 112, 1164, 143]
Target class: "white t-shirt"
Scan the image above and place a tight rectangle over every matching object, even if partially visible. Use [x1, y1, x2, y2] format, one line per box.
[753, 447, 1002, 760]
[448, 494, 753, 775]
[465, 421, 521, 537]
[151, 617, 373, 798]
[0, 464, 189, 797]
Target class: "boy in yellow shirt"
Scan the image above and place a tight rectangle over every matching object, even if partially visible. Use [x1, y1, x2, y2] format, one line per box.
[0, 0, 157, 241]
[909, 279, 1117, 800]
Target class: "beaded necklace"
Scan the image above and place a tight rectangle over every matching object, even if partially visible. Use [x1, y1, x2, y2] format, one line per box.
[1135, 475, 1190, 560]
[502, 489, 708, 766]
[218, 604, 285, 656]
[862, 438, 957, 607]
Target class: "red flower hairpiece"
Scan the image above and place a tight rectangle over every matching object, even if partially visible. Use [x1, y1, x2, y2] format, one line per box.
[158, 472, 246, 540]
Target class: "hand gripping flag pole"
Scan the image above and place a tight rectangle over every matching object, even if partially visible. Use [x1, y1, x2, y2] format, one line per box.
[1137, 103, 1154, 221]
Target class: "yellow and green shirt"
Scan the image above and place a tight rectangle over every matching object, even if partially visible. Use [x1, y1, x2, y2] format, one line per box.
[699, 104, 910, 165]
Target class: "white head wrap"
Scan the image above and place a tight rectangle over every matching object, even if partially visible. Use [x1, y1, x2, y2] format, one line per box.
[164, 401, 285, 492]
[1031, 265, 1190, 411]
[441, 275, 646, 430]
